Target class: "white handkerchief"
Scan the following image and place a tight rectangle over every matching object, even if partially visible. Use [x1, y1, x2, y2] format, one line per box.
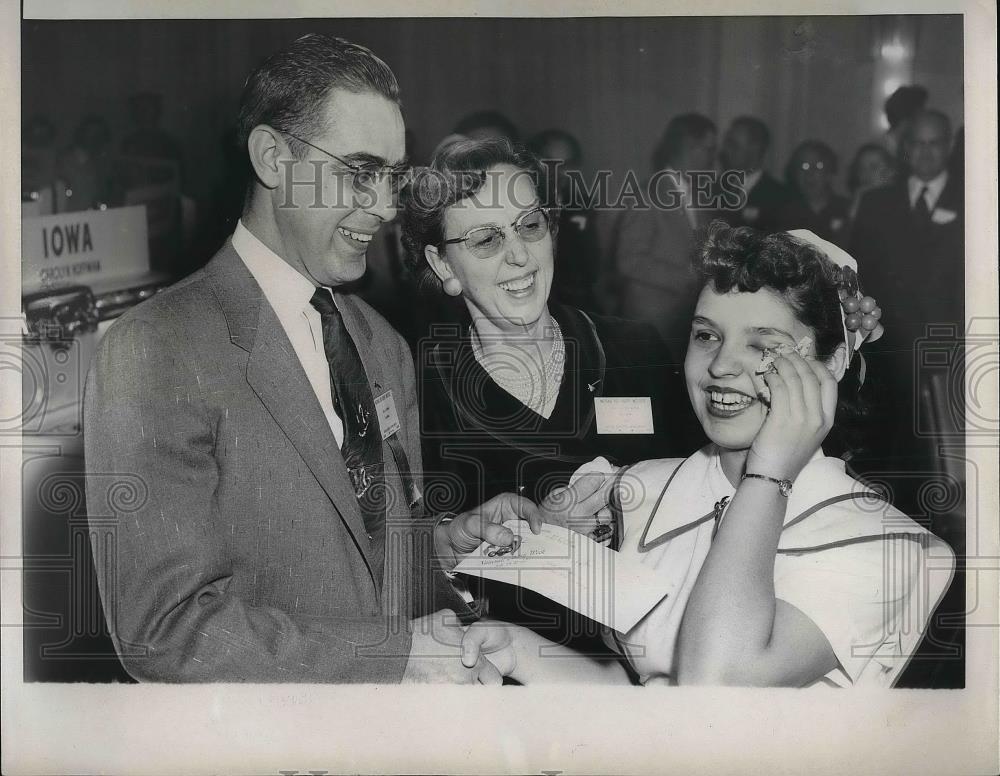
[931, 207, 957, 224]
[454, 520, 672, 632]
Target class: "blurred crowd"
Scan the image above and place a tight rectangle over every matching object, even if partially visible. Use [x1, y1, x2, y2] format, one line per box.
[23, 92, 193, 274]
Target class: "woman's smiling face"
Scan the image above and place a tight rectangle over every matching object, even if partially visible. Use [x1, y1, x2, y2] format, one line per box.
[437, 164, 554, 331]
[684, 284, 816, 451]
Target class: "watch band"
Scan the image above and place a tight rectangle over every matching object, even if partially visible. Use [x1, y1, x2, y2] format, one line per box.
[742, 472, 793, 497]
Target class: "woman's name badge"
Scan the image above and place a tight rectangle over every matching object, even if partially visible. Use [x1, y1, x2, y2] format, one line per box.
[594, 397, 654, 435]
[374, 390, 401, 440]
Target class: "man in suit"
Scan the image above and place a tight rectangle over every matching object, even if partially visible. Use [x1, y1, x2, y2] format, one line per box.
[719, 116, 792, 233]
[851, 109, 963, 341]
[527, 128, 603, 314]
[609, 113, 717, 364]
[850, 109, 963, 510]
[83, 34, 539, 683]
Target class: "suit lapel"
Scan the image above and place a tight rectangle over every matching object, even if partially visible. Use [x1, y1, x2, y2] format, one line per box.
[206, 246, 379, 587]
[935, 174, 963, 215]
[894, 182, 922, 231]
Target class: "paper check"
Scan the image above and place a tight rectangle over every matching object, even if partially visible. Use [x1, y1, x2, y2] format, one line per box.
[453, 520, 671, 632]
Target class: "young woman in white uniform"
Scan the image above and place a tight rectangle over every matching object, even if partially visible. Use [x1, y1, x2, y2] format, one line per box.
[585, 223, 953, 687]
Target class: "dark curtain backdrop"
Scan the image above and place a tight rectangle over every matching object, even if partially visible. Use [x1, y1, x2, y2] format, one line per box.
[23, 15, 962, 232]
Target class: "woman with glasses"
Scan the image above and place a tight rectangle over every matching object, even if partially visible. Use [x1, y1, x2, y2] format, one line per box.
[400, 138, 699, 655]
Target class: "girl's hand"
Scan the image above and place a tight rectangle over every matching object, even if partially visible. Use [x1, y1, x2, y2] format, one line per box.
[746, 349, 838, 482]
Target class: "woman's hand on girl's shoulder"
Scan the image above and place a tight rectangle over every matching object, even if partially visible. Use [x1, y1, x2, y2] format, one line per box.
[540, 456, 618, 534]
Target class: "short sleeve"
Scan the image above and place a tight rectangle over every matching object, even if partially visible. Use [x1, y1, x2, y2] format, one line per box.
[774, 535, 948, 687]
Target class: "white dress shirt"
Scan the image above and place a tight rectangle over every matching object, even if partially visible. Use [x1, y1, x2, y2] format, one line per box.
[662, 172, 701, 230]
[908, 170, 949, 211]
[232, 220, 344, 447]
[741, 167, 764, 195]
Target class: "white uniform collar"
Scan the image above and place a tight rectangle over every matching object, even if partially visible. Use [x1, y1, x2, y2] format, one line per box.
[626, 445, 930, 552]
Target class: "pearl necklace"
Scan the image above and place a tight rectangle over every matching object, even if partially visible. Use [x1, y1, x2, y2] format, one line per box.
[470, 318, 565, 418]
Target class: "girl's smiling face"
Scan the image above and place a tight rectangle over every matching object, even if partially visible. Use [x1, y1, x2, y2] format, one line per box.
[684, 284, 816, 451]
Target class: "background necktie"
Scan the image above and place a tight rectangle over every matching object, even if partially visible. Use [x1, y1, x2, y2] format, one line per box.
[913, 185, 932, 224]
[310, 288, 386, 576]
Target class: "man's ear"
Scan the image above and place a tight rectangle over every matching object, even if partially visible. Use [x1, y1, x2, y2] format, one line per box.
[247, 125, 285, 190]
[827, 343, 850, 382]
[424, 245, 452, 283]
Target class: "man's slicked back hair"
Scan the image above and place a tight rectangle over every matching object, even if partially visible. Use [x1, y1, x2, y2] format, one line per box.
[236, 33, 401, 158]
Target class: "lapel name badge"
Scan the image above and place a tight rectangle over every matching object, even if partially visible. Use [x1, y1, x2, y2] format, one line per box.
[374, 390, 401, 440]
[594, 396, 654, 435]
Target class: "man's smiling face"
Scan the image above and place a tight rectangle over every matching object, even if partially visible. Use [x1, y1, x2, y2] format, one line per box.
[274, 87, 405, 287]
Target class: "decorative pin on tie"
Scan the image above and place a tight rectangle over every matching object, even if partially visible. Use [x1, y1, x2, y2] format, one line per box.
[587, 379, 601, 393]
[349, 465, 374, 499]
[356, 403, 371, 438]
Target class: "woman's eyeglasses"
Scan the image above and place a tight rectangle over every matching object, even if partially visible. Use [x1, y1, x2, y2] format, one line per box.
[276, 129, 412, 194]
[443, 207, 554, 259]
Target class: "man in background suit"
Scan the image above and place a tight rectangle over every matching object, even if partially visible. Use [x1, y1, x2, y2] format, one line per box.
[84, 34, 538, 683]
[609, 113, 718, 364]
[528, 128, 603, 314]
[719, 115, 792, 233]
[850, 109, 963, 509]
[852, 109, 963, 344]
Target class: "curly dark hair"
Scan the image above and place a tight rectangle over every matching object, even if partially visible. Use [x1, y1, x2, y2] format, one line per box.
[693, 221, 871, 458]
[399, 137, 551, 294]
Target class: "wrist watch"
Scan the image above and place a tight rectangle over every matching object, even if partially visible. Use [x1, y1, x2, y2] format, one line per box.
[742, 472, 793, 498]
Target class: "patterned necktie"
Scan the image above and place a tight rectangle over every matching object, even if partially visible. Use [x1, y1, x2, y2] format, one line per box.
[913, 185, 931, 224]
[309, 288, 385, 576]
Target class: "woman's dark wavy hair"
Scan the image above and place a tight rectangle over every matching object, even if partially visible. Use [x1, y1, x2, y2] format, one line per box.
[400, 137, 552, 295]
[652, 113, 716, 171]
[847, 143, 897, 193]
[693, 221, 871, 459]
